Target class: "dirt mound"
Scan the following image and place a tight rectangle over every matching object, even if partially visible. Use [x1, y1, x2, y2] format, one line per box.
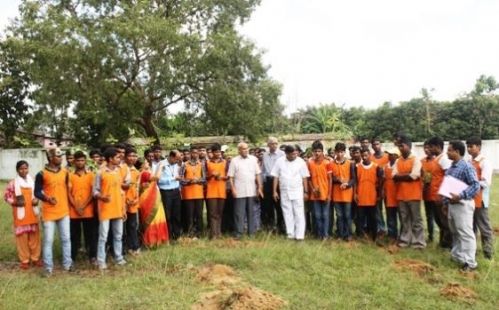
[193, 287, 287, 310]
[386, 244, 400, 255]
[197, 264, 239, 286]
[440, 282, 477, 304]
[394, 259, 435, 276]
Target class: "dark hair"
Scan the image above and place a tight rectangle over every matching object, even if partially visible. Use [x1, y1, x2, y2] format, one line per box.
[350, 146, 361, 152]
[100, 144, 112, 154]
[466, 136, 482, 147]
[371, 137, 381, 144]
[211, 143, 221, 152]
[334, 142, 346, 152]
[16, 160, 29, 170]
[125, 148, 137, 156]
[360, 147, 371, 154]
[65, 149, 73, 156]
[151, 145, 162, 152]
[103, 147, 119, 161]
[73, 151, 86, 160]
[190, 145, 199, 151]
[89, 149, 101, 157]
[311, 140, 323, 151]
[169, 150, 179, 158]
[284, 145, 295, 154]
[449, 140, 465, 156]
[144, 148, 151, 158]
[114, 143, 126, 150]
[294, 144, 302, 153]
[360, 137, 369, 142]
[427, 136, 444, 149]
[398, 134, 412, 148]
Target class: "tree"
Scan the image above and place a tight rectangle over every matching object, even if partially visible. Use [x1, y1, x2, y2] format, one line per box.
[0, 41, 32, 147]
[5, 0, 280, 145]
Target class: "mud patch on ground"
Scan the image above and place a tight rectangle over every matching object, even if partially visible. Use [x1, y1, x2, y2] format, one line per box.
[394, 259, 435, 277]
[440, 282, 477, 304]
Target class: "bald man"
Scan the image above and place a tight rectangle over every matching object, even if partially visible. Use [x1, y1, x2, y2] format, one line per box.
[228, 142, 264, 239]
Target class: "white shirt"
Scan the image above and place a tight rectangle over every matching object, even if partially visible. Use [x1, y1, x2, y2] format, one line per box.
[262, 149, 285, 178]
[271, 156, 310, 200]
[227, 155, 261, 198]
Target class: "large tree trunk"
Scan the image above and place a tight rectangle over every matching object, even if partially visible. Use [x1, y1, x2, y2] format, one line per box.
[142, 106, 160, 144]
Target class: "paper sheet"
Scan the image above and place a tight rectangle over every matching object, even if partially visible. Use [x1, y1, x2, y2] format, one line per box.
[438, 175, 468, 198]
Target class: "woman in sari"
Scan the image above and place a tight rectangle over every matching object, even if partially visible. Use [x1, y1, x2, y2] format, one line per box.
[139, 158, 169, 247]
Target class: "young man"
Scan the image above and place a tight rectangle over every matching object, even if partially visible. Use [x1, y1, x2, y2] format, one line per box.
[180, 146, 206, 237]
[150, 145, 163, 173]
[370, 138, 388, 235]
[124, 148, 141, 255]
[206, 144, 228, 239]
[423, 137, 452, 247]
[158, 150, 183, 240]
[89, 149, 103, 171]
[93, 147, 127, 270]
[445, 141, 480, 271]
[355, 148, 383, 241]
[330, 143, 356, 240]
[65, 149, 75, 171]
[307, 140, 332, 239]
[466, 136, 494, 259]
[271, 145, 310, 240]
[349, 145, 362, 236]
[393, 135, 426, 249]
[68, 151, 97, 263]
[228, 142, 263, 239]
[34, 148, 73, 276]
[383, 148, 400, 241]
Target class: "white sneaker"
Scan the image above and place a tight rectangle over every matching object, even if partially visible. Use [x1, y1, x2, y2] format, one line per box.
[116, 259, 127, 266]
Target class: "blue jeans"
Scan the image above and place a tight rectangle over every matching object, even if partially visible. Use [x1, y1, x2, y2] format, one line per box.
[43, 215, 72, 272]
[335, 202, 352, 239]
[312, 200, 330, 238]
[376, 200, 387, 233]
[97, 219, 124, 267]
[386, 207, 399, 239]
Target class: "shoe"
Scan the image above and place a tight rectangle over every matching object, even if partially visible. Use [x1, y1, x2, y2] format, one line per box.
[90, 257, 98, 266]
[98, 264, 108, 270]
[32, 260, 44, 268]
[116, 259, 127, 266]
[20, 262, 30, 270]
[42, 270, 52, 278]
[65, 265, 76, 273]
[460, 263, 477, 272]
[397, 242, 409, 248]
[484, 252, 493, 260]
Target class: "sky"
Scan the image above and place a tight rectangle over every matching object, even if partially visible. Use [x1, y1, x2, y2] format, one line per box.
[2, 0, 499, 113]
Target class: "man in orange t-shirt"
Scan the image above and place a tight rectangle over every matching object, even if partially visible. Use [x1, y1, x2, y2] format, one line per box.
[34, 148, 73, 276]
[206, 144, 228, 239]
[124, 148, 141, 254]
[93, 147, 127, 270]
[370, 138, 389, 235]
[307, 140, 332, 239]
[68, 151, 96, 262]
[393, 135, 426, 249]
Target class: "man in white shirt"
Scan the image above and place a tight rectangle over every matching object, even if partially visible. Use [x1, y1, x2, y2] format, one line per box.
[271, 145, 310, 240]
[261, 137, 285, 232]
[466, 137, 494, 259]
[228, 142, 263, 239]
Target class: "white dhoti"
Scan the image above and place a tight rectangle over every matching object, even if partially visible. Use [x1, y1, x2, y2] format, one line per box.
[280, 190, 305, 240]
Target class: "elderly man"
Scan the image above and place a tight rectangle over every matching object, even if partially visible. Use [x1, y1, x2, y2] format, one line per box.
[271, 145, 310, 240]
[261, 137, 285, 233]
[228, 142, 263, 239]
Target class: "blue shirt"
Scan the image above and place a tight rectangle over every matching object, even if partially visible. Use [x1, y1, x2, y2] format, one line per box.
[445, 159, 480, 202]
[157, 160, 180, 190]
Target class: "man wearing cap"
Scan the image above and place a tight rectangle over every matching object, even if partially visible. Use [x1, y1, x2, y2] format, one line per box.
[271, 145, 310, 240]
[228, 142, 263, 238]
[261, 137, 285, 233]
[34, 148, 73, 276]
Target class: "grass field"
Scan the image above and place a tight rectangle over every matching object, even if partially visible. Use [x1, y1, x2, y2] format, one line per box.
[0, 179, 498, 309]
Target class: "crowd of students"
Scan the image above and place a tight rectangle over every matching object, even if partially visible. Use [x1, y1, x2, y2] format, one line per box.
[3, 134, 494, 276]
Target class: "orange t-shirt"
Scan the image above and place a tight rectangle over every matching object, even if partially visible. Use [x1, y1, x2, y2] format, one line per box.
[395, 156, 422, 201]
[206, 160, 227, 199]
[125, 166, 140, 213]
[12, 187, 39, 227]
[471, 159, 483, 209]
[41, 168, 69, 221]
[182, 161, 204, 200]
[356, 163, 379, 207]
[330, 160, 353, 203]
[68, 171, 95, 219]
[97, 167, 124, 221]
[307, 158, 332, 201]
[384, 163, 398, 208]
[370, 153, 389, 168]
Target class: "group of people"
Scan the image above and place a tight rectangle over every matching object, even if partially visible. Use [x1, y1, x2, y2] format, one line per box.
[3, 134, 494, 276]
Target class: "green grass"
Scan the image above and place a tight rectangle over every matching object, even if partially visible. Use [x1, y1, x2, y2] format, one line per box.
[0, 179, 498, 309]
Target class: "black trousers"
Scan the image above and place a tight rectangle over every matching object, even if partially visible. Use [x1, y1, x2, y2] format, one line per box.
[125, 212, 140, 251]
[160, 188, 182, 240]
[70, 217, 98, 260]
[262, 177, 285, 233]
[358, 207, 377, 240]
[183, 199, 204, 237]
[222, 191, 235, 234]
